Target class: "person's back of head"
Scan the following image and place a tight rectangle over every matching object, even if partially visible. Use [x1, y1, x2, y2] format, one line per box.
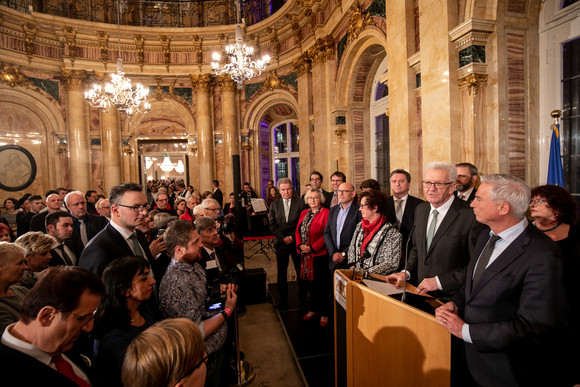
[122, 318, 206, 387]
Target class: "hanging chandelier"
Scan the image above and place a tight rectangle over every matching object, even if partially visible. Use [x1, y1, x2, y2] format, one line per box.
[211, 0, 270, 88]
[84, 0, 151, 115]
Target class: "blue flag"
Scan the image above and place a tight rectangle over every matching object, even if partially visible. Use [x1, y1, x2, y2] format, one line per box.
[547, 123, 565, 186]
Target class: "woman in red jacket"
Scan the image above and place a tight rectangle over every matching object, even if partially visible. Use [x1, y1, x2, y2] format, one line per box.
[295, 188, 330, 326]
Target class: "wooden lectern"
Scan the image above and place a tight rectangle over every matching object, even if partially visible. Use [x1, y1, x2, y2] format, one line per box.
[334, 270, 451, 387]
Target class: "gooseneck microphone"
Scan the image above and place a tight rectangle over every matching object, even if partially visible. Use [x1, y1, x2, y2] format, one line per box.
[401, 224, 415, 304]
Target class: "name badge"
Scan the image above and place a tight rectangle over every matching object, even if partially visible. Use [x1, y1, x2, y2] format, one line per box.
[206, 260, 218, 269]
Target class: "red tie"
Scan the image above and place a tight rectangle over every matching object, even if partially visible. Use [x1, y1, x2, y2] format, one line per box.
[52, 354, 91, 387]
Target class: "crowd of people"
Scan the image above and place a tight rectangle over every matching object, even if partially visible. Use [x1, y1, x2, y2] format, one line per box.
[0, 161, 578, 386]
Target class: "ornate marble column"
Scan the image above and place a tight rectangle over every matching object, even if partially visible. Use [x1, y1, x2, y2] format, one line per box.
[190, 74, 214, 192]
[100, 108, 122, 192]
[62, 68, 90, 191]
[217, 75, 239, 196]
[240, 129, 251, 185]
[293, 52, 313, 190]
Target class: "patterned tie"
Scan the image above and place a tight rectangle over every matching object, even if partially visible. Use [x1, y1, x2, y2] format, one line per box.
[52, 354, 90, 387]
[426, 209, 439, 250]
[472, 234, 501, 289]
[130, 233, 144, 257]
[331, 192, 338, 207]
[395, 199, 403, 225]
[459, 194, 466, 201]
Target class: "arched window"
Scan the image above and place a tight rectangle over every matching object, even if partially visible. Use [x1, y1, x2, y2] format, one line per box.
[271, 120, 300, 192]
[369, 56, 390, 191]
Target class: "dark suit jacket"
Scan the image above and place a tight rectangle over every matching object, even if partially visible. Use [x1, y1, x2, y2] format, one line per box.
[213, 188, 223, 207]
[454, 188, 477, 204]
[453, 224, 566, 386]
[0, 342, 87, 387]
[70, 214, 109, 257]
[200, 245, 229, 272]
[407, 197, 487, 295]
[386, 194, 424, 261]
[323, 202, 362, 270]
[16, 211, 36, 236]
[78, 223, 154, 276]
[268, 197, 305, 248]
[48, 241, 77, 266]
[29, 211, 50, 233]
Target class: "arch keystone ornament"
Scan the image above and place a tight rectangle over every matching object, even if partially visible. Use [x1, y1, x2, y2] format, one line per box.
[347, 2, 375, 45]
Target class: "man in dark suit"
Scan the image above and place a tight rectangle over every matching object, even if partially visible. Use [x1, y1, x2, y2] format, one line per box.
[30, 193, 63, 233]
[0, 266, 103, 386]
[387, 162, 486, 298]
[212, 179, 224, 207]
[454, 162, 478, 203]
[45, 211, 76, 266]
[64, 191, 108, 257]
[269, 177, 306, 307]
[16, 195, 43, 236]
[436, 174, 566, 386]
[385, 169, 424, 269]
[302, 171, 333, 209]
[79, 182, 155, 276]
[323, 182, 361, 271]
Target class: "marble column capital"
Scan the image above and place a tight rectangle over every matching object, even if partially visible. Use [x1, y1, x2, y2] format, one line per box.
[216, 75, 237, 93]
[61, 68, 87, 90]
[307, 35, 335, 67]
[293, 52, 311, 76]
[190, 73, 214, 94]
[457, 72, 488, 95]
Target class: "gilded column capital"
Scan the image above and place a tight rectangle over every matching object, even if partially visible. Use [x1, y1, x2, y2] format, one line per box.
[190, 74, 214, 94]
[217, 75, 237, 92]
[61, 68, 86, 90]
[308, 35, 335, 67]
[457, 72, 488, 95]
[293, 52, 311, 76]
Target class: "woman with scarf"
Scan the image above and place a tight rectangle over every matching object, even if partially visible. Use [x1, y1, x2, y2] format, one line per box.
[347, 190, 401, 275]
[295, 188, 330, 326]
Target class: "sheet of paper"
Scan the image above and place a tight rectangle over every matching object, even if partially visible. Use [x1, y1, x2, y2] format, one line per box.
[251, 198, 268, 212]
[363, 278, 404, 296]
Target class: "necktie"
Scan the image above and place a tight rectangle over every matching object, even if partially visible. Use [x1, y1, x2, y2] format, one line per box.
[57, 244, 73, 266]
[459, 194, 466, 201]
[426, 210, 439, 250]
[284, 200, 290, 222]
[78, 219, 88, 246]
[331, 192, 338, 207]
[130, 233, 144, 257]
[52, 354, 90, 387]
[472, 234, 501, 289]
[395, 199, 403, 225]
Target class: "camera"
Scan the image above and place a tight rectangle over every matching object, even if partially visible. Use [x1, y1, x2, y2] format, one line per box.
[205, 267, 226, 311]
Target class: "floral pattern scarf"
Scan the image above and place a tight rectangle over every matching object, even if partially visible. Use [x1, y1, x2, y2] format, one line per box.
[299, 208, 319, 281]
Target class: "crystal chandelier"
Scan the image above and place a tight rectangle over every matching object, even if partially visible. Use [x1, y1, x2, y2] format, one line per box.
[84, 0, 151, 115]
[211, 0, 270, 88]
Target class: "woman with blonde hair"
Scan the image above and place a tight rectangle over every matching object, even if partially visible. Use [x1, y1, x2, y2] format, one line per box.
[14, 231, 56, 288]
[122, 318, 207, 387]
[0, 242, 29, 333]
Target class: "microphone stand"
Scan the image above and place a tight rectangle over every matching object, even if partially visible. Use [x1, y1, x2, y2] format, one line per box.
[401, 224, 415, 304]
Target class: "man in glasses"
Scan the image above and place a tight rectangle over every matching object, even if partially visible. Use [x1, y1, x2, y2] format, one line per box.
[323, 182, 361, 272]
[0, 266, 104, 386]
[79, 183, 155, 277]
[302, 171, 333, 209]
[386, 162, 486, 298]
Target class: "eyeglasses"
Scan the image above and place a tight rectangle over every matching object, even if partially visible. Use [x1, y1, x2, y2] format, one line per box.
[206, 207, 221, 212]
[422, 181, 453, 189]
[181, 354, 210, 381]
[70, 309, 97, 326]
[116, 204, 149, 213]
[530, 199, 548, 206]
[337, 190, 353, 194]
[310, 177, 321, 181]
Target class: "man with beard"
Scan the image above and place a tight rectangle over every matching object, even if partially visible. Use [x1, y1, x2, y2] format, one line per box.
[455, 163, 478, 203]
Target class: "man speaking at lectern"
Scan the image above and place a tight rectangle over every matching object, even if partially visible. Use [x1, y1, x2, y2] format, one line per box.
[435, 174, 566, 386]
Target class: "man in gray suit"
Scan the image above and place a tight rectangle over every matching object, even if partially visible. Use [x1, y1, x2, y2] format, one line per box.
[387, 162, 486, 298]
[436, 174, 566, 386]
[268, 177, 305, 308]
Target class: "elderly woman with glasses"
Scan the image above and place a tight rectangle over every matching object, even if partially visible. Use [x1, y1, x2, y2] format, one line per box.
[347, 190, 402, 275]
[92, 256, 157, 387]
[122, 318, 207, 387]
[295, 188, 330, 326]
[529, 184, 579, 385]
